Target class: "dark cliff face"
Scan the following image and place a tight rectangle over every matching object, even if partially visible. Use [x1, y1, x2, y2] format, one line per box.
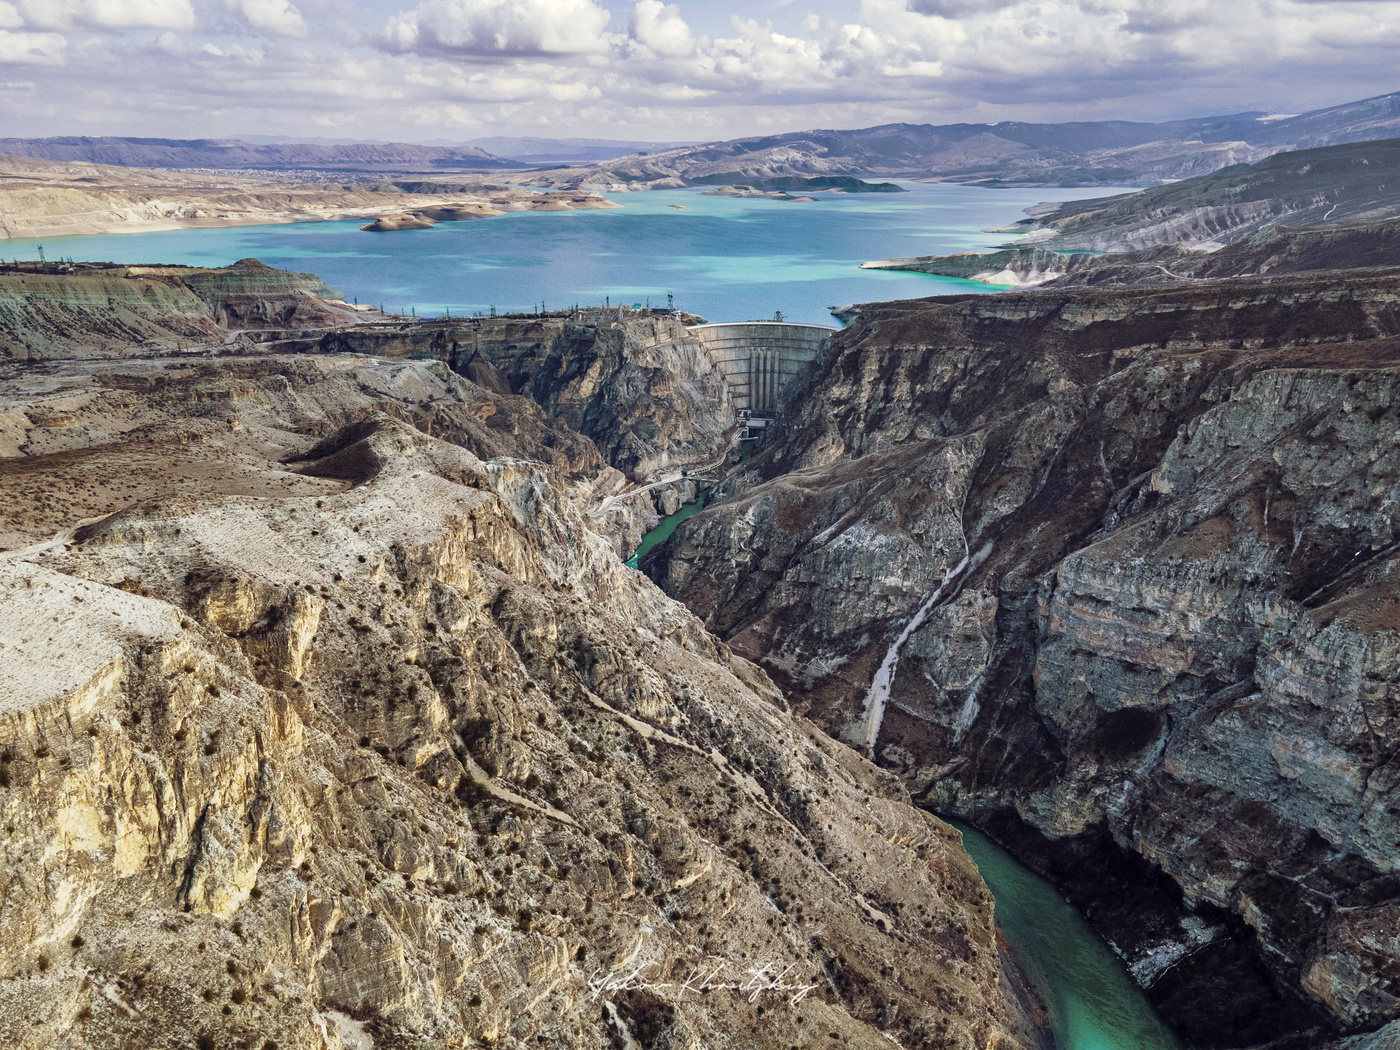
[321, 312, 734, 482]
[653, 274, 1400, 1047]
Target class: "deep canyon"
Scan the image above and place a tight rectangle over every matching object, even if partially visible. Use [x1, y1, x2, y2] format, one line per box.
[652, 271, 1400, 1049]
[2, 224, 1399, 1050]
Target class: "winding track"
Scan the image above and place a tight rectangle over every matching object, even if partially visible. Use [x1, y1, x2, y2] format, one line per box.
[588, 427, 738, 520]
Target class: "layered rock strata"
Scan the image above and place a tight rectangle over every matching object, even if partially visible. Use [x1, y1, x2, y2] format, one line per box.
[0, 337, 1038, 1049]
[996, 138, 1400, 252]
[862, 218, 1400, 289]
[321, 311, 736, 483]
[653, 273, 1400, 1048]
[0, 259, 368, 360]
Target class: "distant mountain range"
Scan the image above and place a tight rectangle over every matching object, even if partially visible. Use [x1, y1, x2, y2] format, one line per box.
[465, 137, 688, 164]
[0, 137, 528, 172]
[224, 134, 688, 164]
[4, 90, 1398, 186]
[523, 90, 1400, 191]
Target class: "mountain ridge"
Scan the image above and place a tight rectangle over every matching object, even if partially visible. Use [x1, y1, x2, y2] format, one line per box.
[0, 136, 528, 173]
[521, 89, 1400, 191]
[10, 90, 1399, 186]
[990, 137, 1400, 252]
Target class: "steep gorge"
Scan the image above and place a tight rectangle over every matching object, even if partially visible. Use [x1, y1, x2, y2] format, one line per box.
[0, 266, 1045, 1050]
[652, 274, 1400, 1048]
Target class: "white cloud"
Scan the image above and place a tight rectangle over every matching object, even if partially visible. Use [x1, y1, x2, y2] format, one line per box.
[2, 0, 1400, 143]
[378, 0, 612, 57]
[17, 0, 195, 30]
[629, 0, 693, 57]
[226, 0, 308, 39]
[0, 28, 64, 62]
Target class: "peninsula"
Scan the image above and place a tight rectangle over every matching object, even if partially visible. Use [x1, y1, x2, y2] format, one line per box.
[0, 154, 616, 241]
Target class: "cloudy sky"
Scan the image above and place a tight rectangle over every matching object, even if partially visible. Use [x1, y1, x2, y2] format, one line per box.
[0, 0, 1396, 143]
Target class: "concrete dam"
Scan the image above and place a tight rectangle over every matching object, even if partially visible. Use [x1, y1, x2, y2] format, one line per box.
[687, 321, 836, 431]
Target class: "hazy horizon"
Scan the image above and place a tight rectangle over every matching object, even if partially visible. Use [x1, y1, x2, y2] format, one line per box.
[0, 0, 1396, 142]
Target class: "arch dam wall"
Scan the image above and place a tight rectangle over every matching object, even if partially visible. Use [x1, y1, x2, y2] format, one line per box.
[687, 322, 836, 416]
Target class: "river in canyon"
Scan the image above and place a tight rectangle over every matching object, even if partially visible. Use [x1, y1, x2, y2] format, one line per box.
[7, 182, 1133, 326]
[946, 819, 1185, 1050]
[22, 176, 1189, 1046]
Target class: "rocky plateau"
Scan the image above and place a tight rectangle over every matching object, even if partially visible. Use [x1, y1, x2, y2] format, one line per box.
[0, 155, 615, 241]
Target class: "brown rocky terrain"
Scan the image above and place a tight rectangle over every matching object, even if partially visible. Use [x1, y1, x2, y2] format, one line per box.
[862, 218, 1400, 289]
[317, 310, 737, 485]
[995, 138, 1400, 253]
[0, 265, 1044, 1050]
[0, 155, 615, 241]
[651, 273, 1400, 1049]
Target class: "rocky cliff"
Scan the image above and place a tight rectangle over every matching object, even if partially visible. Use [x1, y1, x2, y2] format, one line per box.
[320, 311, 736, 484]
[0, 314, 1039, 1048]
[652, 273, 1400, 1048]
[0, 259, 366, 360]
[999, 138, 1400, 253]
[862, 218, 1400, 289]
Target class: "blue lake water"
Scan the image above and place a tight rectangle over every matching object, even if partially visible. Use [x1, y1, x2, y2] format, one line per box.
[947, 819, 1185, 1050]
[6, 182, 1135, 326]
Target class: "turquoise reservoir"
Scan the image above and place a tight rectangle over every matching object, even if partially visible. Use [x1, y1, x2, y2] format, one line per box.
[4, 183, 1137, 326]
[946, 819, 1185, 1050]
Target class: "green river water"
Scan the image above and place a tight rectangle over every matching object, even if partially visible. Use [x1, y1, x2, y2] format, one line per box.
[947, 820, 1185, 1050]
[621, 501, 1186, 1048]
[623, 493, 710, 568]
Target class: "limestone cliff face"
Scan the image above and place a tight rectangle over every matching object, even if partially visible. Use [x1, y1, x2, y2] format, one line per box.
[0, 346, 1034, 1050]
[322, 312, 735, 483]
[0, 259, 364, 360]
[653, 274, 1400, 1048]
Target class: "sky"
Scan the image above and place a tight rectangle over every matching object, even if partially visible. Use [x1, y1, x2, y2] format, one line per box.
[0, 0, 1396, 143]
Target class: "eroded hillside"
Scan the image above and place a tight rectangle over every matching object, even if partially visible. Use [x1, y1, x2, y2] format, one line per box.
[652, 273, 1400, 1049]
